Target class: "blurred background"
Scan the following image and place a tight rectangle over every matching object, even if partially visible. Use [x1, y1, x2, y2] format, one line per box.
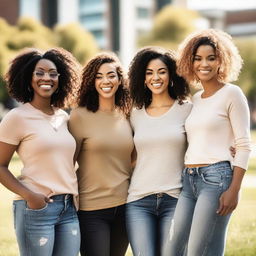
[0, 1, 255, 255]
[0, 0, 256, 127]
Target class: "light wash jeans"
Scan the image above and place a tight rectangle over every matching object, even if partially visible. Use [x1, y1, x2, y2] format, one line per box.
[169, 161, 233, 256]
[126, 193, 178, 256]
[13, 194, 80, 256]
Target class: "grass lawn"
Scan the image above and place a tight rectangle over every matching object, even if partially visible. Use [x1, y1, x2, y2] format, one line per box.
[0, 131, 255, 256]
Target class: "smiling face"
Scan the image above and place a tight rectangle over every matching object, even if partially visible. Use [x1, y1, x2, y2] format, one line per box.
[95, 62, 120, 100]
[31, 59, 59, 101]
[145, 58, 170, 96]
[193, 44, 220, 84]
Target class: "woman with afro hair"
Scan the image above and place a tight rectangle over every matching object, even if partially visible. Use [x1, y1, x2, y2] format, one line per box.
[169, 29, 251, 256]
[0, 47, 81, 256]
[68, 52, 134, 256]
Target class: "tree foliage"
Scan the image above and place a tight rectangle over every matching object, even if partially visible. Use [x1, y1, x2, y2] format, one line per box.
[55, 23, 99, 65]
[235, 37, 256, 105]
[0, 18, 99, 105]
[139, 6, 199, 49]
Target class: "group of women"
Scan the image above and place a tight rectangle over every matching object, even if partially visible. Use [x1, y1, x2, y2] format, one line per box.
[0, 28, 251, 256]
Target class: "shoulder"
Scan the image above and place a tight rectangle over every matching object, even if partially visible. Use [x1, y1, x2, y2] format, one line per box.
[1, 105, 25, 123]
[70, 107, 88, 120]
[130, 107, 144, 120]
[223, 84, 247, 104]
[177, 100, 193, 111]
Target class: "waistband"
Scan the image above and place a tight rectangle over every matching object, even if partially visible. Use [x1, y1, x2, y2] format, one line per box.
[50, 194, 73, 201]
[185, 161, 230, 175]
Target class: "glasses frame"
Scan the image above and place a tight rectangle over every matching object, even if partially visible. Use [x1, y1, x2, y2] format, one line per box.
[33, 70, 60, 79]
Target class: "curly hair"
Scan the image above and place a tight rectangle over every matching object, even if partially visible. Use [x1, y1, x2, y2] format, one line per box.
[177, 29, 243, 86]
[128, 46, 190, 109]
[5, 47, 81, 108]
[78, 52, 131, 115]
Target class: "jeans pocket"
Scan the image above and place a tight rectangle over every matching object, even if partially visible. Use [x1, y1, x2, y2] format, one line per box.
[200, 172, 221, 186]
[26, 202, 49, 212]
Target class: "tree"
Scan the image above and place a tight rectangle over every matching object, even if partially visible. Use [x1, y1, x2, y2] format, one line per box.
[139, 6, 199, 49]
[55, 23, 99, 65]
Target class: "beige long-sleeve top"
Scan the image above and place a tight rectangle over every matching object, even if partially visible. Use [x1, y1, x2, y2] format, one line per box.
[185, 83, 251, 170]
[127, 101, 192, 203]
[0, 103, 78, 200]
[69, 107, 134, 211]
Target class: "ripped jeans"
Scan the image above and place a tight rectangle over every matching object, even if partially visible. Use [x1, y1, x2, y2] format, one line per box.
[13, 194, 80, 256]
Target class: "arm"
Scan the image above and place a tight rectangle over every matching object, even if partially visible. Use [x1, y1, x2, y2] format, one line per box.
[0, 142, 51, 209]
[68, 109, 83, 164]
[217, 87, 251, 216]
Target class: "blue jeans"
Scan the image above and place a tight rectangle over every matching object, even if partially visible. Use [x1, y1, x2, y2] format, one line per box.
[126, 193, 178, 256]
[78, 204, 128, 256]
[13, 194, 80, 256]
[169, 161, 233, 256]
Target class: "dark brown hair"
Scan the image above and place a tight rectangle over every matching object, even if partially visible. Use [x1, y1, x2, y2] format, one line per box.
[128, 46, 190, 109]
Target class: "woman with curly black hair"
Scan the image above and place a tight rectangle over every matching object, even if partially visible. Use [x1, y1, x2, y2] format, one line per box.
[126, 46, 191, 256]
[68, 52, 134, 256]
[0, 47, 81, 256]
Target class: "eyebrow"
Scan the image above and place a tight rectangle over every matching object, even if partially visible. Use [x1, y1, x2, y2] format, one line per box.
[96, 71, 116, 75]
[194, 54, 216, 57]
[35, 67, 57, 71]
[146, 67, 167, 71]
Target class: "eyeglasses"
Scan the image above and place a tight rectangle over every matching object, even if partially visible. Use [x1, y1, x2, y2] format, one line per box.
[33, 70, 60, 79]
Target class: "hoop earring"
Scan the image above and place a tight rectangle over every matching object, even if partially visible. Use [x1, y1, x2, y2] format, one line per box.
[170, 80, 173, 87]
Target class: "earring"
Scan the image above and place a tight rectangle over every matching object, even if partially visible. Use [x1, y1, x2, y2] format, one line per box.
[28, 86, 32, 92]
[54, 88, 60, 94]
[170, 80, 173, 87]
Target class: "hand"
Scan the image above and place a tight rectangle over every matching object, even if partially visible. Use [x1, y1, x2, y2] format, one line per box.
[216, 188, 239, 216]
[229, 146, 236, 158]
[26, 192, 53, 210]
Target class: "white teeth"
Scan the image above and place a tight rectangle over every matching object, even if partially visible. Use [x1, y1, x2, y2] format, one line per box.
[40, 85, 52, 89]
[101, 87, 112, 92]
[199, 70, 210, 74]
[152, 83, 162, 88]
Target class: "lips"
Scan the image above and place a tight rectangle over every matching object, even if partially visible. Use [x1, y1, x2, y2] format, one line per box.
[198, 70, 211, 74]
[101, 87, 112, 92]
[152, 83, 162, 88]
[39, 84, 52, 89]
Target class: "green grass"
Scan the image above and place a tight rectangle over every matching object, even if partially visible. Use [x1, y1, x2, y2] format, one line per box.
[0, 131, 256, 256]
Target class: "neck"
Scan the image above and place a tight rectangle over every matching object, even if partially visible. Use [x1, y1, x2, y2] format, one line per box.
[201, 80, 224, 97]
[30, 98, 54, 114]
[99, 97, 115, 112]
[150, 93, 174, 108]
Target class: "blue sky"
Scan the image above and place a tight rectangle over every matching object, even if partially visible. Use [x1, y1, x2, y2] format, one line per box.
[188, 0, 256, 10]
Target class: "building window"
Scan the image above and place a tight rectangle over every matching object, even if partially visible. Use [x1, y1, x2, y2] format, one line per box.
[137, 7, 150, 19]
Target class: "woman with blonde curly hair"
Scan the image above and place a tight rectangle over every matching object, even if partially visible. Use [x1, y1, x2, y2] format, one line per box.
[169, 29, 251, 256]
[68, 52, 133, 256]
[0, 47, 81, 256]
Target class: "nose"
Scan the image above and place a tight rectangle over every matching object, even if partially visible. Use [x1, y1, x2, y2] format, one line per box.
[201, 58, 209, 67]
[152, 72, 160, 80]
[102, 76, 110, 84]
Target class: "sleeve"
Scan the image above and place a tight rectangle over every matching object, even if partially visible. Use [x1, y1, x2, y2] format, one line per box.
[0, 110, 23, 145]
[228, 86, 251, 170]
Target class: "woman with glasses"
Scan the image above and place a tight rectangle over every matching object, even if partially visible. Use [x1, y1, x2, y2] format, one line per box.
[0, 47, 81, 256]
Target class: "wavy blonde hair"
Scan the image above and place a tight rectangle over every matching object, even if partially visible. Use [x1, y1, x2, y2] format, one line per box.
[177, 29, 243, 87]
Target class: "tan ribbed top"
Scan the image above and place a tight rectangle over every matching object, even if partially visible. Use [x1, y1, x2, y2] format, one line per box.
[69, 107, 134, 211]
